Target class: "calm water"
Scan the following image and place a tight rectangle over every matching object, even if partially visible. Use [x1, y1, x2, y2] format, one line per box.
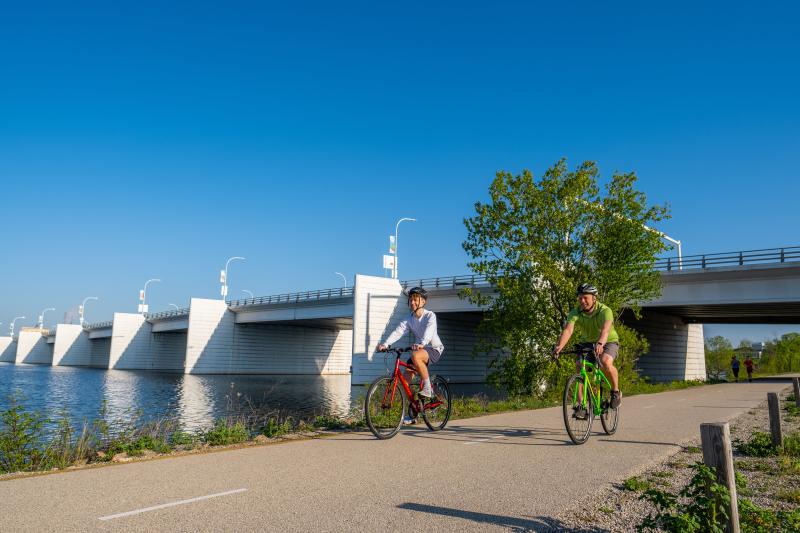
[0, 362, 497, 434]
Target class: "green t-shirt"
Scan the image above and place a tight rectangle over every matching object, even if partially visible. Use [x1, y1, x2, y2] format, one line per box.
[566, 302, 619, 344]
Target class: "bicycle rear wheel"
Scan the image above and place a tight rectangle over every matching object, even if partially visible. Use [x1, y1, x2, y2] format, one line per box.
[563, 374, 594, 445]
[599, 386, 619, 435]
[365, 376, 406, 439]
[421, 375, 452, 431]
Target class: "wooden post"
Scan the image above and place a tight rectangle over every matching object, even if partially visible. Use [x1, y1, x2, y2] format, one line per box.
[793, 378, 800, 408]
[700, 422, 740, 533]
[768, 392, 783, 447]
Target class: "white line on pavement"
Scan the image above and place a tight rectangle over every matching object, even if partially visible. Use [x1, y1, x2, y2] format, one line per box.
[98, 488, 248, 521]
[464, 435, 505, 445]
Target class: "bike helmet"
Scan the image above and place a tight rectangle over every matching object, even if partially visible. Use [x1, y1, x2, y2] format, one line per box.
[576, 283, 598, 296]
[407, 286, 428, 301]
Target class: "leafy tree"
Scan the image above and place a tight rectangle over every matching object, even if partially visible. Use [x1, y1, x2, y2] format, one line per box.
[462, 159, 670, 394]
[705, 336, 733, 381]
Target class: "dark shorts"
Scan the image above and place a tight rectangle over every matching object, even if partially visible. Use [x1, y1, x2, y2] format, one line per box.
[576, 342, 619, 366]
[406, 347, 442, 368]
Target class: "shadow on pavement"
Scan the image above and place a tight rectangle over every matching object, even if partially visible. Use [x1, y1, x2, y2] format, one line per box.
[397, 502, 608, 532]
[404, 425, 570, 446]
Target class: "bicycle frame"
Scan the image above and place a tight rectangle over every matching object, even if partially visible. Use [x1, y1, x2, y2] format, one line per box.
[574, 355, 613, 416]
[381, 351, 443, 412]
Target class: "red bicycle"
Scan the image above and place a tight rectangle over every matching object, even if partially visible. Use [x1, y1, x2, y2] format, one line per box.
[364, 347, 452, 439]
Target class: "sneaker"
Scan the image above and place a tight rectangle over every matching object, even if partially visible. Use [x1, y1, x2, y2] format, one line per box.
[610, 390, 622, 409]
[402, 415, 417, 425]
[573, 406, 588, 420]
[419, 384, 434, 398]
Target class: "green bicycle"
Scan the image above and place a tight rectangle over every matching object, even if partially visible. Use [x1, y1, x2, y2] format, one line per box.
[559, 342, 619, 445]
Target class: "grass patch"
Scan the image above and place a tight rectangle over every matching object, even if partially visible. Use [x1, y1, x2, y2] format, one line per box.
[736, 431, 779, 457]
[777, 489, 800, 504]
[684, 445, 701, 454]
[622, 476, 651, 492]
[202, 420, 249, 446]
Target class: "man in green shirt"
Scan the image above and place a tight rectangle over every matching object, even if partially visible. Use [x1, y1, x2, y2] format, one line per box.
[554, 283, 622, 408]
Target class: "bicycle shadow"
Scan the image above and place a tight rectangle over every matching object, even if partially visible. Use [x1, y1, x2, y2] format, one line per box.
[402, 424, 573, 446]
[397, 502, 608, 532]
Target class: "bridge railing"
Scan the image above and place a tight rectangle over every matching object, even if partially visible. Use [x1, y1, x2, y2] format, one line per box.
[83, 320, 113, 330]
[656, 246, 800, 271]
[400, 274, 491, 291]
[146, 308, 190, 320]
[228, 287, 354, 308]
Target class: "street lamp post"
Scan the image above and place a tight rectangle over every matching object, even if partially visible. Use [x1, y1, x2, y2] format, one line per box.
[38, 308, 55, 330]
[168, 303, 180, 311]
[10, 316, 25, 337]
[220, 256, 245, 300]
[241, 289, 254, 300]
[393, 217, 416, 279]
[80, 296, 99, 326]
[140, 278, 161, 314]
[334, 272, 347, 288]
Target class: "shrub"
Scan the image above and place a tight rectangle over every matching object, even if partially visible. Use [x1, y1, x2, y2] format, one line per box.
[0, 401, 46, 473]
[736, 432, 779, 457]
[203, 420, 249, 446]
[261, 418, 292, 438]
[622, 476, 651, 492]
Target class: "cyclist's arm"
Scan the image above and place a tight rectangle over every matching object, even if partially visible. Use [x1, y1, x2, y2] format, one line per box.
[597, 320, 613, 347]
[555, 322, 575, 354]
[382, 319, 409, 348]
[418, 313, 437, 347]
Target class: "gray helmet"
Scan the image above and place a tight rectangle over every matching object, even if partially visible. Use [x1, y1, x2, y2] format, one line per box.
[407, 286, 428, 301]
[576, 283, 598, 296]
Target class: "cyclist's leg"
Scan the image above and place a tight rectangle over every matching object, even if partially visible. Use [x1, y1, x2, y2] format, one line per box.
[599, 343, 621, 407]
[410, 349, 430, 383]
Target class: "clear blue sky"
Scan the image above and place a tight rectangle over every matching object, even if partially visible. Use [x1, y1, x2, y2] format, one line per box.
[1, 2, 798, 343]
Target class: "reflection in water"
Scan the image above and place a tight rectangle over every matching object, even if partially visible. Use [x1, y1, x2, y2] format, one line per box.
[178, 374, 216, 432]
[0, 362, 500, 437]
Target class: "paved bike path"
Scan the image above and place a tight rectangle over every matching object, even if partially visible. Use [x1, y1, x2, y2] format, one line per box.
[0, 381, 788, 532]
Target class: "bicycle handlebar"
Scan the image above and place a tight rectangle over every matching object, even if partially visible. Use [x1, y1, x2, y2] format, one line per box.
[377, 346, 413, 355]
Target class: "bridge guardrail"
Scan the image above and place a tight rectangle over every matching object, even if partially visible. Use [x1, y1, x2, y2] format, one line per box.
[656, 246, 800, 271]
[146, 308, 190, 320]
[228, 287, 354, 308]
[84, 320, 113, 330]
[400, 274, 491, 290]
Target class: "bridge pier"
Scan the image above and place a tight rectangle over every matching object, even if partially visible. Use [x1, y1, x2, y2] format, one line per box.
[629, 310, 706, 382]
[0, 336, 16, 362]
[51, 324, 92, 366]
[108, 313, 187, 371]
[185, 298, 352, 374]
[15, 330, 53, 364]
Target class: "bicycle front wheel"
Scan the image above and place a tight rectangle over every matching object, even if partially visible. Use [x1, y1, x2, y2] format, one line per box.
[365, 376, 407, 439]
[563, 374, 594, 445]
[599, 386, 619, 435]
[421, 375, 452, 431]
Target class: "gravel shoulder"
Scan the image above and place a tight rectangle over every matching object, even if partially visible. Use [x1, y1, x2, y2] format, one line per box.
[554, 383, 798, 531]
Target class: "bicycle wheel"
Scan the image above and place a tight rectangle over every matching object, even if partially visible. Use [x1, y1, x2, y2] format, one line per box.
[421, 375, 452, 431]
[563, 374, 594, 445]
[365, 376, 406, 439]
[599, 386, 619, 435]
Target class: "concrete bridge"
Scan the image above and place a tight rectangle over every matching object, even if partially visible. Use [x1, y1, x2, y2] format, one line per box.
[1, 246, 798, 384]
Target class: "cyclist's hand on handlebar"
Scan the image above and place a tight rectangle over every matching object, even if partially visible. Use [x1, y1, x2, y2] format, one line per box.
[551, 345, 562, 359]
[376, 343, 388, 352]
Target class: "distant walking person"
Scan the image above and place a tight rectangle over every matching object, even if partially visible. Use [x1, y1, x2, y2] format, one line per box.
[744, 356, 755, 382]
[731, 355, 740, 382]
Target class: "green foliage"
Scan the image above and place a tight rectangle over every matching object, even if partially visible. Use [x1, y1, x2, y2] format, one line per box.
[622, 476, 651, 492]
[638, 462, 729, 533]
[705, 336, 734, 381]
[462, 159, 669, 394]
[170, 430, 198, 448]
[782, 431, 800, 457]
[0, 399, 46, 473]
[738, 497, 800, 532]
[736, 432, 779, 457]
[261, 418, 292, 438]
[203, 420, 249, 446]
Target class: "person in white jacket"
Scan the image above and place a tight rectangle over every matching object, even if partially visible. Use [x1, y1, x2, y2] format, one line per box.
[377, 287, 444, 400]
